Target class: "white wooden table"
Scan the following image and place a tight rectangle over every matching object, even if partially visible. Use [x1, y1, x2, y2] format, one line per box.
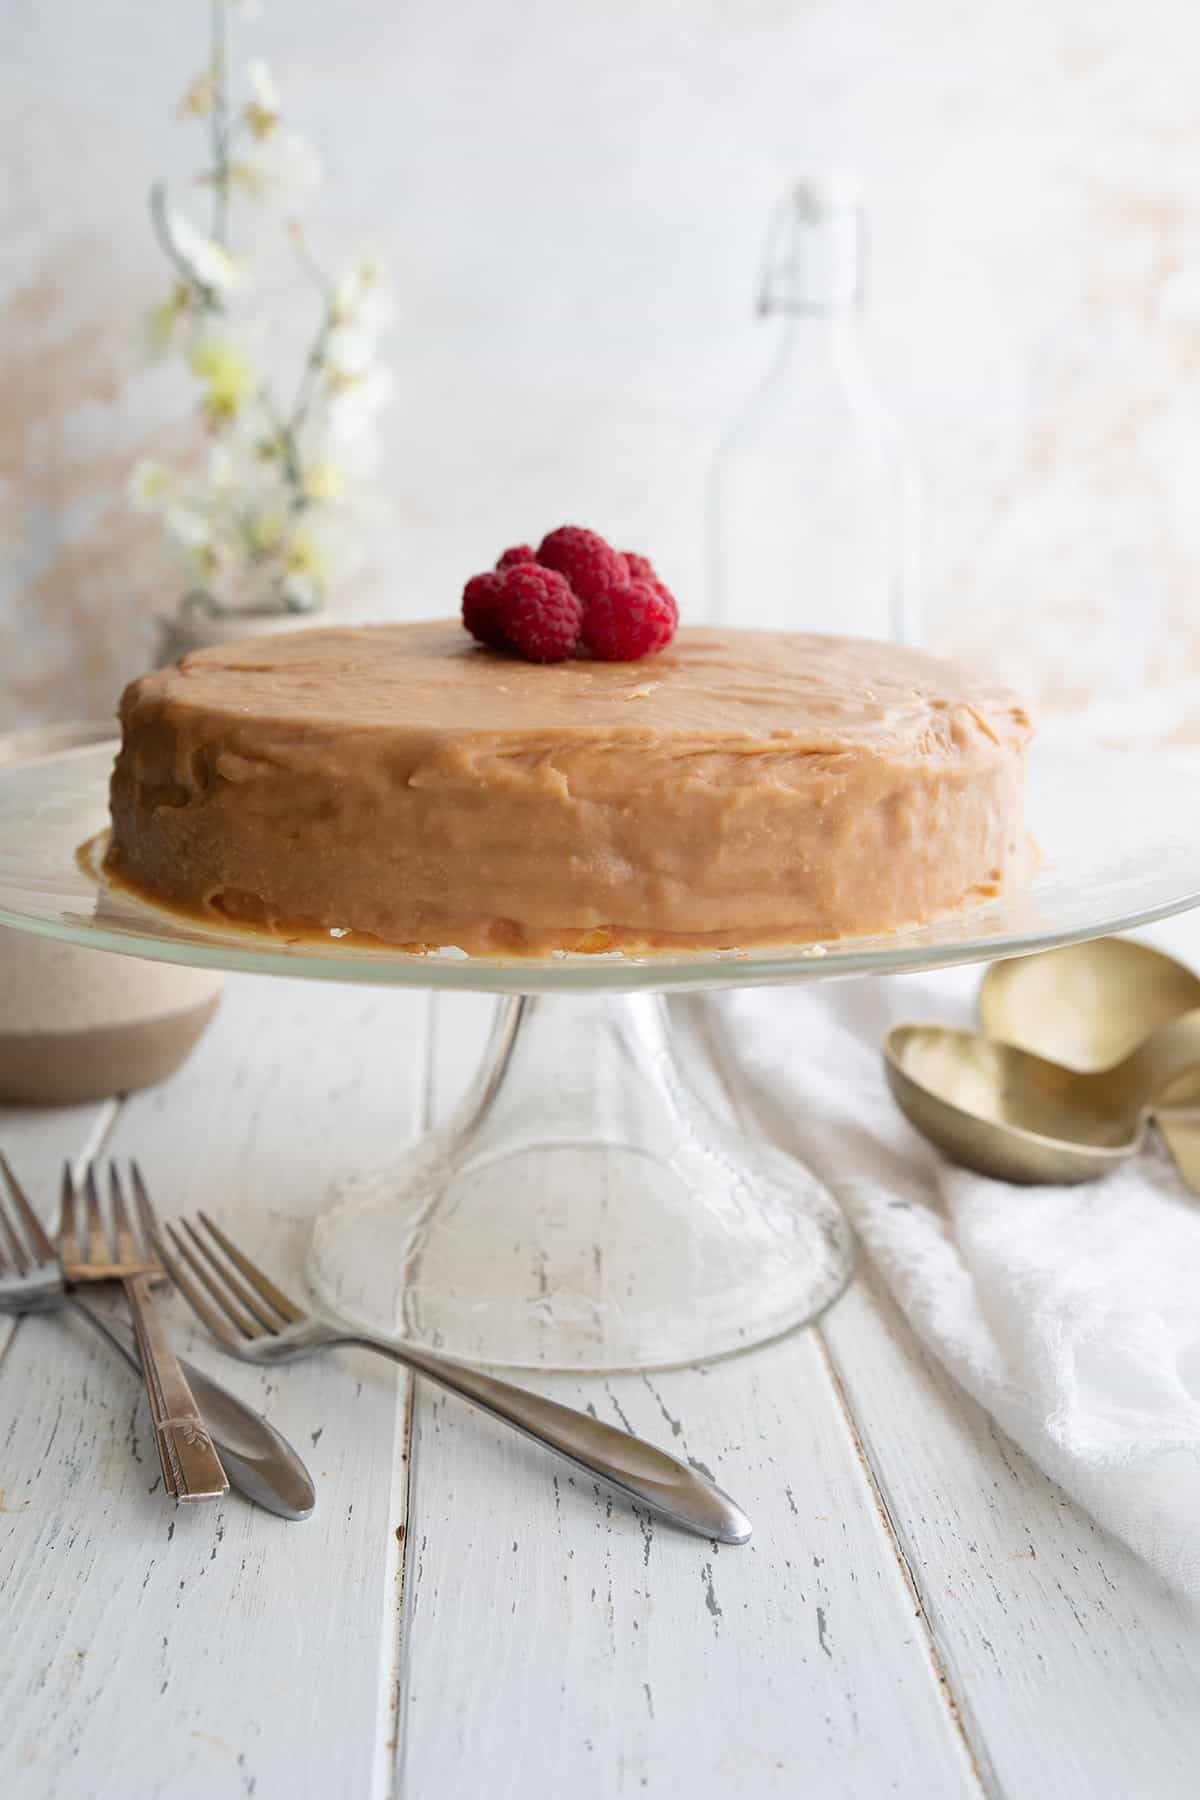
[4, 956, 1200, 1800]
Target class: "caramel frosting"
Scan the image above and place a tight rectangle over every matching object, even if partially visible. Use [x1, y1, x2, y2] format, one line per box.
[106, 621, 1033, 954]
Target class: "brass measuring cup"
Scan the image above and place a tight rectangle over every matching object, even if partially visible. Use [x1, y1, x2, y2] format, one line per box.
[979, 936, 1200, 1189]
[882, 937, 1200, 1187]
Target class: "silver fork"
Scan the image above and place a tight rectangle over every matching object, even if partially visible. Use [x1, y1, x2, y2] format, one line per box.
[0, 1152, 314, 1520]
[62, 1161, 228, 1503]
[0, 1152, 62, 1314]
[143, 1186, 752, 1544]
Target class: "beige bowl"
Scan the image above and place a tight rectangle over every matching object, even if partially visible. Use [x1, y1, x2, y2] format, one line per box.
[0, 723, 224, 1106]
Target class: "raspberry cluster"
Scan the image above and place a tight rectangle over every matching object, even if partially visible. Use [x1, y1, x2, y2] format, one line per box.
[461, 526, 678, 663]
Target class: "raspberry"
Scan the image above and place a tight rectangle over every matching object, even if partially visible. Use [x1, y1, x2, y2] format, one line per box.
[622, 551, 657, 585]
[462, 571, 509, 649]
[581, 580, 677, 661]
[496, 544, 536, 571]
[621, 550, 678, 621]
[496, 563, 583, 663]
[537, 526, 628, 603]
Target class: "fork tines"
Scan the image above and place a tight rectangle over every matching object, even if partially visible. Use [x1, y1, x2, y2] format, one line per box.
[59, 1162, 159, 1280]
[0, 1152, 60, 1307]
[145, 1200, 302, 1348]
[0, 1151, 55, 1271]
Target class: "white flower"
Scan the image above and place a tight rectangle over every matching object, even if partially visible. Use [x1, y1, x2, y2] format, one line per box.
[234, 130, 322, 208]
[178, 70, 216, 119]
[244, 59, 280, 138]
[304, 414, 380, 482]
[190, 335, 258, 424]
[247, 509, 286, 552]
[168, 211, 244, 293]
[332, 255, 395, 335]
[276, 522, 331, 609]
[300, 459, 344, 502]
[323, 325, 377, 380]
[127, 459, 178, 511]
[165, 504, 213, 549]
[207, 442, 237, 489]
[143, 284, 193, 357]
[324, 365, 394, 441]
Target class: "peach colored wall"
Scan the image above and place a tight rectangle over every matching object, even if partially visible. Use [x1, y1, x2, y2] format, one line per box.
[3, 0, 1198, 729]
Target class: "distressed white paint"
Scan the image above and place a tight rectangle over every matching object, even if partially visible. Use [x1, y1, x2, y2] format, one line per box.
[824, 1271, 1200, 1800]
[398, 1347, 983, 1800]
[0, 977, 427, 1800]
[397, 994, 980, 1798]
[5, 972, 1200, 1796]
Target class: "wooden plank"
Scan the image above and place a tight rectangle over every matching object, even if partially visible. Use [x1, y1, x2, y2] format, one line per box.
[700, 943, 1200, 1800]
[394, 993, 983, 1799]
[821, 1268, 1200, 1800]
[0, 1094, 116, 1447]
[0, 975, 429, 1800]
[0, 1096, 116, 1175]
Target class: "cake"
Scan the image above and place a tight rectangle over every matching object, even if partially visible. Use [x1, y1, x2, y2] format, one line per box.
[105, 621, 1033, 955]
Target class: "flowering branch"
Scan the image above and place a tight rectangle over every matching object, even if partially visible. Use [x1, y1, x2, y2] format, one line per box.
[129, 0, 393, 618]
[149, 180, 221, 310]
[285, 232, 331, 425]
[208, 0, 231, 246]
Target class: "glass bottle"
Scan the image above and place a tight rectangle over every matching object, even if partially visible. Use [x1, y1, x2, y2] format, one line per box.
[707, 174, 921, 643]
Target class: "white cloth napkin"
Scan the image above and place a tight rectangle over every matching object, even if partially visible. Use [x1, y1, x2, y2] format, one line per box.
[687, 966, 1200, 1591]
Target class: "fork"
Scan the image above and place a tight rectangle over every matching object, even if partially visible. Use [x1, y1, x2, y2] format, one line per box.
[0, 1152, 62, 1315]
[0, 1152, 313, 1519]
[143, 1186, 751, 1544]
[61, 1161, 228, 1504]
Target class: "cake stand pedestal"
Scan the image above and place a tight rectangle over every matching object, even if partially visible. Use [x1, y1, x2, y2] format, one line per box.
[309, 991, 852, 1370]
[3, 741, 1200, 1373]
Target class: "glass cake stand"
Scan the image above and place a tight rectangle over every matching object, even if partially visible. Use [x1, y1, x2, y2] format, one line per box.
[2, 740, 1199, 1372]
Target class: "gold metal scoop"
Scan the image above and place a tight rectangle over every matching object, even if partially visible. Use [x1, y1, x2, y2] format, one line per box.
[883, 1008, 1200, 1185]
[979, 937, 1200, 1068]
[979, 938, 1200, 1190]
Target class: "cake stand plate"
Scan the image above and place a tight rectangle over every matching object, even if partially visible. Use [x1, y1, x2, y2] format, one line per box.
[1, 741, 1198, 1371]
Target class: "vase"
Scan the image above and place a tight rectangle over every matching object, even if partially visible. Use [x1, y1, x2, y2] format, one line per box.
[155, 606, 324, 668]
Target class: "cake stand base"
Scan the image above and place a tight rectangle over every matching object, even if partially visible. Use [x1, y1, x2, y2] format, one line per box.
[307, 991, 854, 1371]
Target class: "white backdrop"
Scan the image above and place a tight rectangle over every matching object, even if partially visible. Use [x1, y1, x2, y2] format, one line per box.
[3, 0, 1199, 727]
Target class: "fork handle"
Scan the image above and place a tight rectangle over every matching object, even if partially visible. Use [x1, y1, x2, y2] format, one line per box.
[340, 1333, 751, 1544]
[123, 1272, 229, 1503]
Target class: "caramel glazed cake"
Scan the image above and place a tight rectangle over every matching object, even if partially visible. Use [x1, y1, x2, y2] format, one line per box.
[105, 622, 1034, 956]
